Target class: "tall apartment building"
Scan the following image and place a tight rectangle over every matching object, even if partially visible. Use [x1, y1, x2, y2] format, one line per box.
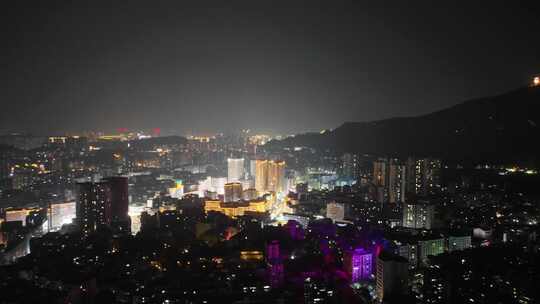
[402, 201, 435, 230]
[376, 251, 409, 302]
[406, 157, 441, 196]
[76, 176, 130, 236]
[227, 158, 244, 182]
[255, 159, 286, 194]
[372, 158, 406, 203]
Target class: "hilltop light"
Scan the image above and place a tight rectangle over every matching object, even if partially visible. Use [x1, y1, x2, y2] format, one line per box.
[533, 76, 540, 87]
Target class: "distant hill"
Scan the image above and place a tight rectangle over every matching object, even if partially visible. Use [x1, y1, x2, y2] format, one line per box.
[267, 86, 540, 164]
[128, 136, 187, 150]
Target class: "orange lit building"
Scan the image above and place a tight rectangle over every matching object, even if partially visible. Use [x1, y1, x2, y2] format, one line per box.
[204, 199, 269, 218]
[4, 207, 41, 226]
[255, 159, 286, 194]
[255, 160, 269, 193]
[239, 250, 264, 261]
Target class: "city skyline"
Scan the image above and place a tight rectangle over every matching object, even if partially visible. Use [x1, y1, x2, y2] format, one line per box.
[1, 2, 540, 303]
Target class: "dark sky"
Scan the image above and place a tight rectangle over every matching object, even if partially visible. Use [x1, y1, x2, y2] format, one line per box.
[2, 0, 540, 135]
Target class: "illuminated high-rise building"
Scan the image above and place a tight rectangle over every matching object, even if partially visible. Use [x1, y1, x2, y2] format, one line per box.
[76, 181, 112, 236]
[224, 182, 243, 202]
[373, 159, 388, 203]
[266, 240, 284, 287]
[76, 176, 130, 236]
[406, 157, 441, 196]
[102, 176, 131, 233]
[254, 159, 287, 194]
[418, 237, 444, 265]
[227, 158, 245, 182]
[267, 160, 286, 193]
[373, 158, 388, 187]
[255, 160, 269, 193]
[373, 158, 406, 203]
[249, 159, 257, 178]
[388, 160, 406, 203]
[402, 201, 435, 230]
[341, 153, 361, 181]
[344, 248, 373, 283]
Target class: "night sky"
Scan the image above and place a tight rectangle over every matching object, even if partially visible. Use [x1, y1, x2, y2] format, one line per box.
[2, 0, 540, 135]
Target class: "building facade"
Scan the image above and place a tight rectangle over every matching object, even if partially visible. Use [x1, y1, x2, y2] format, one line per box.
[376, 251, 409, 302]
[76, 176, 130, 236]
[402, 202, 435, 229]
[344, 248, 373, 283]
[227, 158, 244, 182]
[224, 182, 243, 202]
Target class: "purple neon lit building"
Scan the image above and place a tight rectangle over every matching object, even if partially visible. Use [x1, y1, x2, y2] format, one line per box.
[266, 240, 284, 287]
[344, 248, 373, 282]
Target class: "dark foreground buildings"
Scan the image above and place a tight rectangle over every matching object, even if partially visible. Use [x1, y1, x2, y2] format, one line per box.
[76, 176, 130, 236]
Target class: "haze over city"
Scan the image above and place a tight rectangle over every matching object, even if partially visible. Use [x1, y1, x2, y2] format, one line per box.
[2, 0, 540, 135]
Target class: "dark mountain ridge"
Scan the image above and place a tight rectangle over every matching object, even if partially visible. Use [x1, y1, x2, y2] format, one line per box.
[268, 86, 540, 164]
